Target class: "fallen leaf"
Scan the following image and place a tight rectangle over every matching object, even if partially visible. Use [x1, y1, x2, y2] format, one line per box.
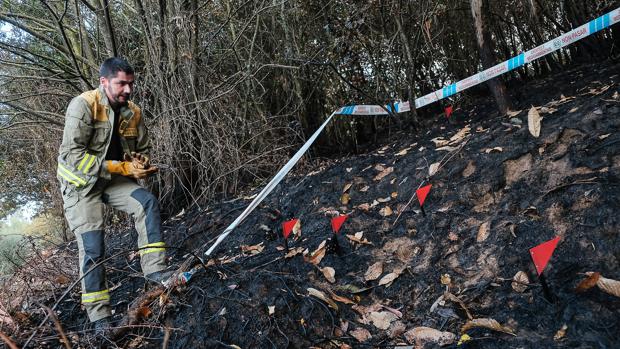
[292, 219, 302, 238]
[506, 109, 522, 117]
[554, 324, 568, 340]
[477, 222, 491, 242]
[449, 126, 471, 144]
[328, 291, 355, 305]
[136, 306, 152, 320]
[599, 134, 610, 140]
[367, 311, 398, 330]
[461, 318, 516, 336]
[589, 272, 620, 297]
[285, 246, 305, 258]
[429, 162, 440, 176]
[404, 327, 456, 347]
[307, 288, 338, 310]
[379, 206, 393, 217]
[359, 185, 369, 192]
[512, 271, 530, 293]
[241, 242, 265, 255]
[320, 266, 336, 283]
[484, 147, 503, 153]
[378, 267, 405, 287]
[346, 167, 352, 172]
[357, 203, 371, 211]
[436, 146, 459, 152]
[575, 272, 600, 292]
[340, 193, 351, 205]
[440, 274, 451, 286]
[349, 328, 371, 342]
[374, 166, 394, 181]
[388, 321, 407, 338]
[346, 232, 372, 245]
[443, 292, 473, 320]
[448, 231, 459, 241]
[55, 275, 70, 284]
[343, 183, 353, 193]
[304, 241, 326, 265]
[268, 306, 275, 315]
[528, 106, 542, 138]
[396, 147, 410, 156]
[431, 137, 450, 147]
[364, 262, 384, 281]
[391, 192, 398, 198]
[377, 196, 391, 203]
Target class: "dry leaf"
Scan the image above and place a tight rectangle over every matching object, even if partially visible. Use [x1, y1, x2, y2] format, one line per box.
[431, 137, 450, 147]
[374, 166, 394, 181]
[575, 272, 600, 292]
[367, 311, 398, 330]
[241, 242, 264, 255]
[590, 272, 620, 297]
[320, 266, 336, 283]
[268, 306, 275, 315]
[461, 318, 516, 336]
[484, 147, 503, 153]
[554, 324, 568, 340]
[443, 292, 473, 320]
[440, 274, 451, 286]
[340, 193, 351, 205]
[429, 162, 440, 176]
[378, 267, 405, 287]
[364, 262, 384, 281]
[528, 106, 542, 138]
[379, 206, 393, 217]
[343, 183, 352, 193]
[599, 134, 610, 140]
[349, 328, 371, 342]
[377, 196, 391, 203]
[136, 306, 152, 320]
[357, 203, 371, 211]
[359, 185, 369, 192]
[449, 126, 471, 143]
[436, 146, 459, 152]
[512, 271, 530, 293]
[292, 219, 302, 238]
[404, 327, 456, 347]
[391, 192, 398, 198]
[506, 109, 522, 117]
[396, 147, 410, 156]
[477, 222, 491, 242]
[304, 242, 326, 265]
[307, 288, 338, 310]
[346, 232, 372, 245]
[285, 246, 305, 258]
[448, 231, 458, 241]
[328, 291, 355, 305]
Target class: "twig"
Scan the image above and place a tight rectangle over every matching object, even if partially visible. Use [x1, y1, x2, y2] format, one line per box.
[43, 305, 72, 349]
[0, 331, 19, 349]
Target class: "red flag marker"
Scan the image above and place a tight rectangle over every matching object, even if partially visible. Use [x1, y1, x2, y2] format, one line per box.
[331, 215, 348, 234]
[529, 236, 560, 275]
[416, 184, 432, 207]
[445, 105, 453, 118]
[282, 218, 299, 240]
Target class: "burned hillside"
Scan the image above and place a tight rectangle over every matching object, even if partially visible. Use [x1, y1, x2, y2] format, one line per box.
[2, 61, 620, 349]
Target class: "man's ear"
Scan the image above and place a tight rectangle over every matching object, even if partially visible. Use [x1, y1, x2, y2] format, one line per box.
[99, 76, 107, 86]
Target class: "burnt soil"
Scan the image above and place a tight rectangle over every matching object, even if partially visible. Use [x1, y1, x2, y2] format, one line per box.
[3, 61, 620, 349]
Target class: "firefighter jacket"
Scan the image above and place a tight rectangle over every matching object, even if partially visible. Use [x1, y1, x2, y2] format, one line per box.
[57, 86, 150, 195]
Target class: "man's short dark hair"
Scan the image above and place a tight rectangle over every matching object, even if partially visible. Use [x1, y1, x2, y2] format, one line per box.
[100, 57, 134, 79]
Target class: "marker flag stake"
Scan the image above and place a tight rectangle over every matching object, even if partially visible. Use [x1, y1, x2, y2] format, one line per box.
[416, 184, 432, 207]
[529, 236, 560, 275]
[538, 274, 555, 303]
[445, 105, 453, 118]
[331, 215, 348, 234]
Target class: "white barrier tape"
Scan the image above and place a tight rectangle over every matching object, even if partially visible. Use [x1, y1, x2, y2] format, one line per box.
[205, 8, 618, 257]
[415, 7, 620, 109]
[335, 101, 410, 115]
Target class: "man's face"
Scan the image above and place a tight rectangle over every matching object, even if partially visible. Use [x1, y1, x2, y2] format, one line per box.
[100, 71, 134, 107]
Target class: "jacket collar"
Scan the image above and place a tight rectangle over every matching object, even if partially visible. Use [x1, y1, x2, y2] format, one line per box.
[97, 85, 134, 121]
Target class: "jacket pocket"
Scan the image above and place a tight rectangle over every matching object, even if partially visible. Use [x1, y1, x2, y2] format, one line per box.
[91, 121, 110, 150]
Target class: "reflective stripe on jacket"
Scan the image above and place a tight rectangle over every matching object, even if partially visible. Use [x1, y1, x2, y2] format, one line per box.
[57, 86, 150, 194]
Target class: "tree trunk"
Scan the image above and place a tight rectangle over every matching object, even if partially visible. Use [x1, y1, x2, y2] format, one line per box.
[471, 0, 510, 114]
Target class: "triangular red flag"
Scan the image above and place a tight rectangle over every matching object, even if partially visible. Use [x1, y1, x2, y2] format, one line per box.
[282, 218, 299, 239]
[416, 184, 432, 207]
[331, 215, 348, 233]
[445, 105, 453, 118]
[529, 236, 561, 275]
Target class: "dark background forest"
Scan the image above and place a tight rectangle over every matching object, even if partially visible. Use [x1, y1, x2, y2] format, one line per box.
[1, 0, 619, 228]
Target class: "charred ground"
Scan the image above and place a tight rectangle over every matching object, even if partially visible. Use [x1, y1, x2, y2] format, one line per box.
[2, 61, 620, 348]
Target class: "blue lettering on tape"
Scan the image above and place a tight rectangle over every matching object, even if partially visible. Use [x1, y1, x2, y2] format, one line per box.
[442, 84, 457, 98]
[507, 53, 525, 71]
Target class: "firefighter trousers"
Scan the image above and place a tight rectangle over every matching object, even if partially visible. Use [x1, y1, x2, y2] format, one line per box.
[62, 175, 167, 322]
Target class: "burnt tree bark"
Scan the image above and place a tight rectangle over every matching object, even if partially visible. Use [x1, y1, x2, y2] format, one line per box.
[471, 0, 510, 114]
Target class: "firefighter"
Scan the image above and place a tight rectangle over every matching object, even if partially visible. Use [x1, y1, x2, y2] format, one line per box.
[57, 57, 171, 334]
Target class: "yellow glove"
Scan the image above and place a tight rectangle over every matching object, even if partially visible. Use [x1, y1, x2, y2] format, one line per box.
[107, 159, 158, 179]
[129, 151, 150, 169]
